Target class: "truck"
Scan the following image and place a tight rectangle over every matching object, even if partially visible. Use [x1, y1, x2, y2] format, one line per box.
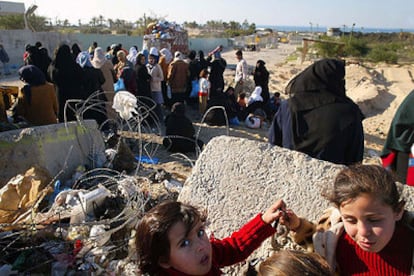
[142, 21, 189, 55]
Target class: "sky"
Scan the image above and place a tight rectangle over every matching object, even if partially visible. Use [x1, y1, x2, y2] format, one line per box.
[15, 0, 414, 30]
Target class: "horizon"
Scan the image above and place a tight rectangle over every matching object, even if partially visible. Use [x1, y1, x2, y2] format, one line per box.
[14, 0, 414, 30]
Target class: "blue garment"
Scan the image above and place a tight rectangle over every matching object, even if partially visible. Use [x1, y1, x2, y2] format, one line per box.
[268, 100, 293, 149]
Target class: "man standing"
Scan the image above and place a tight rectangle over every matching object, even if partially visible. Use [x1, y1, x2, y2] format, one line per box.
[167, 51, 189, 106]
[234, 49, 247, 99]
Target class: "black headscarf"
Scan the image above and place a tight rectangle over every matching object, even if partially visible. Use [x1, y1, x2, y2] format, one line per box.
[286, 58, 364, 157]
[19, 65, 46, 105]
[287, 58, 347, 110]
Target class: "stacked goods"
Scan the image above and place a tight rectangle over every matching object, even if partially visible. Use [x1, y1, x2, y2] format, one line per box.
[143, 20, 189, 54]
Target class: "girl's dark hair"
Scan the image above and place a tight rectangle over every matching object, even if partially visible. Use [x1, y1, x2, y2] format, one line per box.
[136, 200, 207, 275]
[324, 164, 404, 212]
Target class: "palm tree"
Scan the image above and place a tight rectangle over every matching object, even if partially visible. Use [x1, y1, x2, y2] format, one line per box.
[98, 15, 105, 27]
[107, 18, 114, 28]
[90, 17, 98, 27]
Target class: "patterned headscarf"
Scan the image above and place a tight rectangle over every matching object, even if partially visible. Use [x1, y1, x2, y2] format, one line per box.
[76, 51, 92, 68]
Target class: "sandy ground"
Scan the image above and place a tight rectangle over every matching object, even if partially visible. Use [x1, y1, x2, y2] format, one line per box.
[2, 44, 414, 181]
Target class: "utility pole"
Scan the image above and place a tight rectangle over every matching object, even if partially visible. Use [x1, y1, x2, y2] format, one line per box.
[309, 22, 313, 37]
[349, 23, 356, 43]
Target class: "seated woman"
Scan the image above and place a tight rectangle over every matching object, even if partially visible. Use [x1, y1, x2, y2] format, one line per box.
[13, 65, 58, 126]
[163, 102, 204, 153]
[203, 87, 241, 126]
[244, 86, 264, 119]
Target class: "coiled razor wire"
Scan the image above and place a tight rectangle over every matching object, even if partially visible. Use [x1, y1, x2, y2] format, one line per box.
[0, 92, 233, 273]
[0, 169, 150, 273]
[63, 90, 231, 173]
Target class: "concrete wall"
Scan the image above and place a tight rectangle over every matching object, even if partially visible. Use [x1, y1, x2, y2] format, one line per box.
[0, 120, 105, 187]
[179, 136, 414, 275]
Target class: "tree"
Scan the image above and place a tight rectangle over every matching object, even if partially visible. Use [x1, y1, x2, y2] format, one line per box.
[107, 19, 114, 28]
[0, 14, 25, 30]
[183, 21, 199, 29]
[242, 19, 249, 30]
[229, 21, 241, 30]
[90, 17, 98, 27]
[98, 15, 105, 27]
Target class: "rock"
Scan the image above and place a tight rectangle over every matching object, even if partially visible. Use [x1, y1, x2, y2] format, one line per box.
[179, 135, 414, 275]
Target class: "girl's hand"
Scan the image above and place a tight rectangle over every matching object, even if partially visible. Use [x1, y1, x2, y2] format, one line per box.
[262, 199, 286, 225]
[279, 209, 301, 231]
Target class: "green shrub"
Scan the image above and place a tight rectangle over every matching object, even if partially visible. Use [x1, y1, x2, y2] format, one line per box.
[367, 45, 398, 63]
[343, 38, 369, 57]
[314, 41, 343, 58]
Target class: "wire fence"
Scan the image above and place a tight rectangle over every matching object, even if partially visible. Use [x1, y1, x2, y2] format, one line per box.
[0, 90, 232, 274]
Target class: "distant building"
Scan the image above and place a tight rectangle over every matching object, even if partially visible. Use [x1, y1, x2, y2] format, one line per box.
[0, 1, 25, 15]
[327, 27, 342, 37]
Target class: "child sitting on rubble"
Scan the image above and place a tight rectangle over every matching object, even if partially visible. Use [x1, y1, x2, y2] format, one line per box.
[277, 164, 414, 275]
[135, 199, 287, 275]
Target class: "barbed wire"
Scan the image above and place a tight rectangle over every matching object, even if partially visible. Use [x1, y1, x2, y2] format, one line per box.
[1, 90, 234, 273]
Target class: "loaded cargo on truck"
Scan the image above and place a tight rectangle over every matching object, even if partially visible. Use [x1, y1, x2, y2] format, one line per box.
[142, 21, 189, 55]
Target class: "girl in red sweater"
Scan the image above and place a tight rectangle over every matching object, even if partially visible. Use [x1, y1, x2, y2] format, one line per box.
[281, 164, 414, 275]
[135, 199, 286, 275]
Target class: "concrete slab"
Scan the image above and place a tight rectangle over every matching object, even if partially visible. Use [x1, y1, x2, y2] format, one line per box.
[0, 120, 105, 187]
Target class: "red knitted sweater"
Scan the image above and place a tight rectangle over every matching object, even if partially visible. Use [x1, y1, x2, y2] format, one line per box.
[336, 223, 414, 275]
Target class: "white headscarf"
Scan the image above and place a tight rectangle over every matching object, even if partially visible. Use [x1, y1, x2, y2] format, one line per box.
[91, 47, 107, 69]
[149, 46, 159, 57]
[127, 47, 138, 65]
[160, 48, 173, 63]
[174, 51, 182, 61]
[248, 86, 263, 105]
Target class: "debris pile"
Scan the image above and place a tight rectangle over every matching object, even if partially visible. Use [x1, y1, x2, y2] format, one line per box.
[0, 91, 189, 274]
[0, 164, 184, 274]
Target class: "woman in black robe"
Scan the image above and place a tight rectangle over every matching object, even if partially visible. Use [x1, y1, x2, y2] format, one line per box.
[75, 51, 107, 126]
[268, 58, 364, 165]
[253, 59, 270, 104]
[47, 44, 84, 122]
[207, 52, 227, 100]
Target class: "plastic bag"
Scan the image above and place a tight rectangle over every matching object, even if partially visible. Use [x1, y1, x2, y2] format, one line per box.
[190, 80, 199, 98]
[114, 78, 125, 92]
